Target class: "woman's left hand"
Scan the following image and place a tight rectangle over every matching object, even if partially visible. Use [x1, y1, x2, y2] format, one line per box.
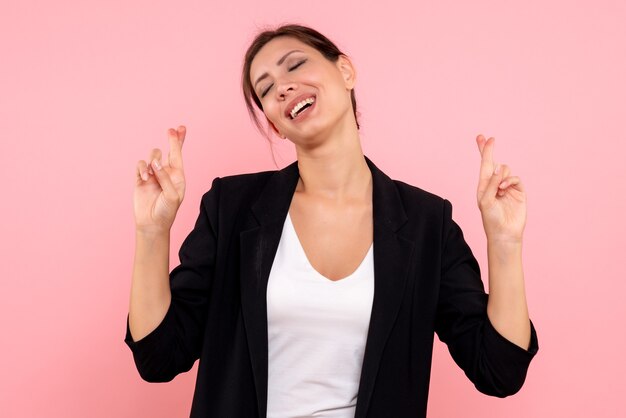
[475, 135, 527, 243]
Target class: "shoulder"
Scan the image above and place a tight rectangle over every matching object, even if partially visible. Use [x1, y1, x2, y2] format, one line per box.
[219, 169, 278, 192]
[388, 178, 453, 224]
[198, 168, 280, 209]
[367, 156, 450, 219]
[381, 174, 462, 250]
[393, 179, 446, 207]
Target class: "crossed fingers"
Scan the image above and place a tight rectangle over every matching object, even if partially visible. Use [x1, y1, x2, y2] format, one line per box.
[136, 126, 186, 183]
[476, 134, 524, 202]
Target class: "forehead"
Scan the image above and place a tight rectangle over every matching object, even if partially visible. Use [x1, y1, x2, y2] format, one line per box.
[250, 37, 317, 77]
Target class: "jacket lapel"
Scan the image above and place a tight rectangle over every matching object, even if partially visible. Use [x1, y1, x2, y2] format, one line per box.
[354, 157, 415, 418]
[239, 156, 414, 418]
[239, 161, 300, 418]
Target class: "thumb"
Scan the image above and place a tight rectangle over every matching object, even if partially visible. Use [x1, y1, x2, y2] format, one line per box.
[481, 164, 504, 206]
[151, 159, 181, 205]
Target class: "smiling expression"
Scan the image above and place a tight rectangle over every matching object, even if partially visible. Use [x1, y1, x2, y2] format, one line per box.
[249, 37, 357, 143]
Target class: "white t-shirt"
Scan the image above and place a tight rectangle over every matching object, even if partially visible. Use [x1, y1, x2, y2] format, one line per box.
[266, 212, 375, 418]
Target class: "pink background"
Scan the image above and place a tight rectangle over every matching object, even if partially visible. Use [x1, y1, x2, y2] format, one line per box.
[1, 0, 625, 417]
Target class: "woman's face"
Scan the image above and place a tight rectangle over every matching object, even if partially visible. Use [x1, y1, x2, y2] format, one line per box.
[249, 36, 356, 144]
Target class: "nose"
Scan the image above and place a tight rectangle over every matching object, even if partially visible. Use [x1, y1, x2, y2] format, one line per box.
[276, 79, 297, 100]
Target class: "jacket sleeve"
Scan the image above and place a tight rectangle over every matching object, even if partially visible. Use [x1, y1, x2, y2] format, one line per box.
[434, 199, 538, 397]
[123, 177, 221, 382]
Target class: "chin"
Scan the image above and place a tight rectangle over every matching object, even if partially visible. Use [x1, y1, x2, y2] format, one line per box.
[285, 105, 353, 145]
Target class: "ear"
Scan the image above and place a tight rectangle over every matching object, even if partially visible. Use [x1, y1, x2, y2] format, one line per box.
[337, 54, 356, 90]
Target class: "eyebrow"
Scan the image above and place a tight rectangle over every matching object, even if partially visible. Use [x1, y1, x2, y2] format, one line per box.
[253, 49, 304, 90]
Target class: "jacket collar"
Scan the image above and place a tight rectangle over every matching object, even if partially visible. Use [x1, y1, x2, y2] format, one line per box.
[249, 156, 408, 231]
[240, 155, 415, 418]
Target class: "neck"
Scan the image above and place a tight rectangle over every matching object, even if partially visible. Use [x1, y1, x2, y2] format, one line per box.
[294, 126, 371, 201]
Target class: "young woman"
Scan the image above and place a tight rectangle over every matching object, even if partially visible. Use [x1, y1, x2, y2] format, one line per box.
[125, 24, 538, 418]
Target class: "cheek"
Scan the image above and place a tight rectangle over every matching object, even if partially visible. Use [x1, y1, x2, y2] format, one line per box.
[262, 105, 282, 129]
[314, 68, 348, 99]
[261, 101, 278, 117]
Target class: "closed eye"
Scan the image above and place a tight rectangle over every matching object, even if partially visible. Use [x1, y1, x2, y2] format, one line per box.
[261, 84, 273, 98]
[288, 59, 306, 71]
[260, 59, 307, 98]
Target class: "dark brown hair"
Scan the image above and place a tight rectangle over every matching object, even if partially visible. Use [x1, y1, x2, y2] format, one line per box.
[241, 24, 360, 138]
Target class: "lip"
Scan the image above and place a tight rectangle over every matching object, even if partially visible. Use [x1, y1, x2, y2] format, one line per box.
[284, 93, 317, 119]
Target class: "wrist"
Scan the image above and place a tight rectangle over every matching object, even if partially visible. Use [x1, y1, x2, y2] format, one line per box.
[486, 233, 523, 246]
[135, 226, 171, 240]
[487, 239, 523, 264]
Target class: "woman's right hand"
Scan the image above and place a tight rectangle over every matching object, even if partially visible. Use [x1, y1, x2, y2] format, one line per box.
[134, 126, 187, 234]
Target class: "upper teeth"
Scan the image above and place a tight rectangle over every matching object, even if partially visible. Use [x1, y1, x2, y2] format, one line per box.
[290, 97, 315, 119]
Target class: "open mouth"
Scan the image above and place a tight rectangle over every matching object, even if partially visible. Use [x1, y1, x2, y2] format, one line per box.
[289, 97, 315, 120]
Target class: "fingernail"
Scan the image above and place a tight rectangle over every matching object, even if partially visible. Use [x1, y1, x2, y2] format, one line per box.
[494, 164, 500, 174]
[152, 159, 162, 170]
[141, 171, 148, 181]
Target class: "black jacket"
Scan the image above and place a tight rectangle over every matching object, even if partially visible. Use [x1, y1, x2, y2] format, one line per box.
[124, 156, 538, 417]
